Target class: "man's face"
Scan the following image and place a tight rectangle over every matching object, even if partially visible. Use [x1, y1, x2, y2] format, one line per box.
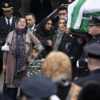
[88, 25, 100, 35]
[58, 10, 67, 18]
[3, 9, 13, 19]
[25, 15, 36, 28]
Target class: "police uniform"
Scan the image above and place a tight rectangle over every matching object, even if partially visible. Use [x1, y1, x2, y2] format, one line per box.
[58, 34, 83, 79]
[0, 3, 17, 99]
[76, 16, 100, 77]
[87, 16, 100, 44]
[76, 53, 89, 77]
[0, 3, 17, 43]
[74, 42, 100, 87]
[20, 75, 59, 100]
[0, 3, 17, 74]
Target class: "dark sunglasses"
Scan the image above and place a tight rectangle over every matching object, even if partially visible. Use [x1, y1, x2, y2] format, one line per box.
[3, 10, 11, 12]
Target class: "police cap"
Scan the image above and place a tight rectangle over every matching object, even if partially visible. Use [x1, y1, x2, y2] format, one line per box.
[61, 0, 73, 5]
[84, 42, 100, 59]
[1, 3, 14, 11]
[20, 75, 58, 100]
[89, 16, 100, 26]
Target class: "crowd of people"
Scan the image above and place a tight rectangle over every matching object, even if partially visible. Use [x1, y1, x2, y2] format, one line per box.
[0, 2, 100, 100]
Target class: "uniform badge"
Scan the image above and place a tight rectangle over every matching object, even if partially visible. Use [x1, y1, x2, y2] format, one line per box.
[5, 3, 8, 7]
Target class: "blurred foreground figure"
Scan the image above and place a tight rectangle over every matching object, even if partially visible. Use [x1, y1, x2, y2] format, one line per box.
[20, 75, 60, 100]
[42, 52, 81, 100]
[78, 81, 100, 100]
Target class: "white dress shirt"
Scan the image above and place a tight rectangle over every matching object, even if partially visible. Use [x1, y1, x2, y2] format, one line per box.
[5, 16, 13, 26]
[28, 24, 36, 32]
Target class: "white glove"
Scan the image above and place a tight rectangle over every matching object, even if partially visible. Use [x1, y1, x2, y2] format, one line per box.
[50, 95, 60, 100]
[1, 42, 9, 51]
[76, 60, 79, 68]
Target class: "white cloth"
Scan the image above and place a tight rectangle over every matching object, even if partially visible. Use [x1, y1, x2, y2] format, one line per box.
[1, 42, 9, 51]
[50, 95, 60, 100]
[67, 0, 100, 30]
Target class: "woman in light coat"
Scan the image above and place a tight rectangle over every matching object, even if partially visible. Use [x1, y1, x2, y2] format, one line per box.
[3, 18, 41, 100]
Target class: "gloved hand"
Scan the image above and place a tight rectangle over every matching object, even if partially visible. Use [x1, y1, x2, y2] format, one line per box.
[1, 42, 9, 51]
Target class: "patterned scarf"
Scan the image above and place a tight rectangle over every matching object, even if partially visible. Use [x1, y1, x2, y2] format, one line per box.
[12, 30, 26, 77]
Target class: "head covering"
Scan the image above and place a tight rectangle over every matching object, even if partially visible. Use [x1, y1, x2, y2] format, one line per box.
[84, 42, 100, 59]
[1, 3, 14, 11]
[37, 18, 53, 37]
[58, 17, 67, 25]
[15, 18, 28, 33]
[33, 45, 45, 54]
[20, 75, 58, 100]
[42, 51, 72, 82]
[89, 16, 100, 26]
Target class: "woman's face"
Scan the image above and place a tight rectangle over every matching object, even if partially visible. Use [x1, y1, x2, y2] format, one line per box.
[17, 18, 26, 29]
[58, 19, 66, 31]
[45, 20, 52, 31]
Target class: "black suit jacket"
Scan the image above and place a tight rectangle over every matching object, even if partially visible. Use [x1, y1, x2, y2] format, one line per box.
[0, 16, 17, 43]
[74, 69, 100, 87]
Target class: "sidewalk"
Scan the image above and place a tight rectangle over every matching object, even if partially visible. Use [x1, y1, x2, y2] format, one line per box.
[0, 72, 4, 93]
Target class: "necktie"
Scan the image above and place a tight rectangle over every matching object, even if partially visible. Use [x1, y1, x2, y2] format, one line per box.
[8, 19, 10, 27]
[30, 28, 33, 32]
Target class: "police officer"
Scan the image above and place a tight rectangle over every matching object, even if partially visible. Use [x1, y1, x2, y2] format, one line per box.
[76, 16, 100, 77]
[0, 3, 17, 42]
[88, 16, 100, 43]
[20, 75, 60, 100]
[66, 42, 100, 100]
[75, 42, 100, 86]
[0, 3, 17, 74]
[0, 2, 17, 97]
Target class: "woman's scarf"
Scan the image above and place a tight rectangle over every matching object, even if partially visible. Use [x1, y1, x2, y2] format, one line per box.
[36, 18, 54, 39]
[53, 29, 65, 51]
[12, 28, 27, 77]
